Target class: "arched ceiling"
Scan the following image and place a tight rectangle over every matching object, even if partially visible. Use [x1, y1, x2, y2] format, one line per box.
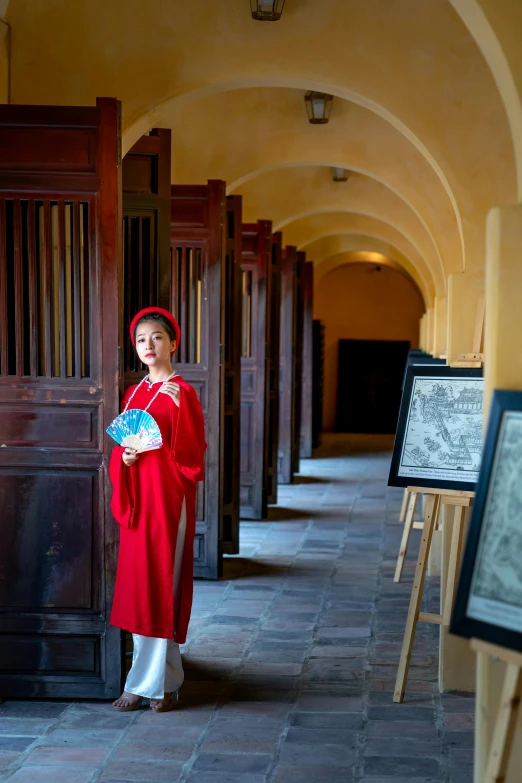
[236, 166, 443, 285]
[282, 212, 435, 300]
[313, 251, 424, 305]
[165, 88, 462, 275]
[302, 234, 430, 307]
[449, 0, 522, 199]
[6, 0, 519, 315]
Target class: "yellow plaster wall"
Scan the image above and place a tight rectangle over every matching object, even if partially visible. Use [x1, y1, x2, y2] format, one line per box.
[315, 263, 425, 431]
[433, 297, 448, 357]
[446, 271, 485, 362]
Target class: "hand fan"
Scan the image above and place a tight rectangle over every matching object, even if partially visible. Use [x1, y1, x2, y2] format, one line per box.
[106, 409, 163, 453]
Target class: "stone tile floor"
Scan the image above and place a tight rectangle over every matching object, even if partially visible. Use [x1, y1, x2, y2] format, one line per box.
[0, 435, 474, 782]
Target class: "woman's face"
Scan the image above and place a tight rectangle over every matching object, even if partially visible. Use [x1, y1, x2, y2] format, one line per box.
[135, 320, 176, 368]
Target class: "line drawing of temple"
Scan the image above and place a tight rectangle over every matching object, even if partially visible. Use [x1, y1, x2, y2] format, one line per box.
[402, 381, 483, 470]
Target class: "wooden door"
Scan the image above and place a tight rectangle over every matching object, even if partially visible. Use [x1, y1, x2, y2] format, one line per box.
[0, 98, 122, 698]
[291, 251, 306, 475]
[312, 319, 325, 448]
[300, 261, 314, 458]
[240, 220, 272, 519]
[266, 230, 282, 504]
[223, 195, 242, 553]
[277, 244, 297, 484]
[123, 129, 171, 387]
[336, 339, 410, 433]
[170, 181, 228, 578]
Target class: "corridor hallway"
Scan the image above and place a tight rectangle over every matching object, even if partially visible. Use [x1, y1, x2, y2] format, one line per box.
[0, 436, 474, 783]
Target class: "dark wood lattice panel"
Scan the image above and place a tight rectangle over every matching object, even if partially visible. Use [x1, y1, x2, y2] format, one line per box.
[0, 197, 92, 380]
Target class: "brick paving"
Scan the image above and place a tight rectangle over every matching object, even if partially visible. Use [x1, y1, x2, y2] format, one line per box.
[0, 435, 474, 782]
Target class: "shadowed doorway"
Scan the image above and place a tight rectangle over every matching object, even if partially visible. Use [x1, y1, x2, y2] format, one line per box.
[336, 338, 410, 433]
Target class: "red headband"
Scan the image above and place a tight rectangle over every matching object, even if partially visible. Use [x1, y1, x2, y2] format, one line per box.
[130, 307, 180, 356]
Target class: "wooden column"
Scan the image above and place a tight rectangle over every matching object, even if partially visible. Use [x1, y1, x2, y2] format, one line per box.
[0, 21, 8, 104]
[312, 319, 325, 448]
[170, 181, 231, 578]
[267, 230, 282, 503]
[223, 194, 243, 554]
[300, 261, 314, 459]
[122, 128, 171, 387]
[278, 244, 298, 485]
[240, 220, 274, 519]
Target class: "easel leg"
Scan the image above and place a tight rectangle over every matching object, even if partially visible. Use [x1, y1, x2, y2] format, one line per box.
[399, 489, 409, 523]
[394, 491, 418, 583]
[442, 505, 465, 625]
[485, 663, 522, 783]
[393, 493, 439, 703]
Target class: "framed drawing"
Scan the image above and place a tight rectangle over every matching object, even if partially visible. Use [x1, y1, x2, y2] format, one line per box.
[451, 390, 522, 652]
[388, 365, 484, 491]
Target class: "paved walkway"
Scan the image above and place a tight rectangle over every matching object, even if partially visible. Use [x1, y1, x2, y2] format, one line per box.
[0, 435, 474, 782]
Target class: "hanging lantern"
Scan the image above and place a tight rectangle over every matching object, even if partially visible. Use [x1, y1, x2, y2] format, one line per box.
[250, 0, 286, 21]
[304, 91, 333, 124]
[331, 167, 349, 182]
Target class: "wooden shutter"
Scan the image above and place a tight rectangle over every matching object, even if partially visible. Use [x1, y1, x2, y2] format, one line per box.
[300, 261, 314, 458]
[123, 129, 171, 386]
[0, 99, 122, 698]
[170, 181, 226, 578]
[266, 230, 282, 504]
[222, 195, 242, 554]
[240, 220, 272, 519]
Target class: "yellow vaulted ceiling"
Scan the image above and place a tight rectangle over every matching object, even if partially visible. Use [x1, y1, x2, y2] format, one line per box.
[6, 0, 521, 299]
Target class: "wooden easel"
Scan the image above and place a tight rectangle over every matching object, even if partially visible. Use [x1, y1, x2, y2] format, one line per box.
[393, 295, 485, 583]
[395, 489, 424, 582]
[393, 487, 474, 702]
[471, 639, 522, 783]
[393, 299, 485, 702]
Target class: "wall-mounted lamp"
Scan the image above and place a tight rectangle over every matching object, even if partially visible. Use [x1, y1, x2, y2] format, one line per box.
[250, 0, 285, 21]
[304, 91, 333, 124]
[331, 167, 349, 182]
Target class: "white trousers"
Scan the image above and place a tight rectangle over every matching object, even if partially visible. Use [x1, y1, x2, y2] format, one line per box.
[124, 499, 187, 700]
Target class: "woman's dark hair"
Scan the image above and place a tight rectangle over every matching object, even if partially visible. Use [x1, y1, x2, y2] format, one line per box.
[133, 312, 176, 343]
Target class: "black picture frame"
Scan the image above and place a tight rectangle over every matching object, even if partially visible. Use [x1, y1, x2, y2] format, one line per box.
[451, 390, 522, 652]
[388, 364, 484, 491]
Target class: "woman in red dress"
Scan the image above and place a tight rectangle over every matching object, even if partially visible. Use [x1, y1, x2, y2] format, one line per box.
[108, 307, 206, 712]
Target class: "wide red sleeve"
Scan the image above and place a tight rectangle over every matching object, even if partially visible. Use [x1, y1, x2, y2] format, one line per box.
[108, 386, 138, 528]
[171, 382, 207, 482]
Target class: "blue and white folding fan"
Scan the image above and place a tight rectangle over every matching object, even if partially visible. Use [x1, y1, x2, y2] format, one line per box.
[106, 409, 163, 453]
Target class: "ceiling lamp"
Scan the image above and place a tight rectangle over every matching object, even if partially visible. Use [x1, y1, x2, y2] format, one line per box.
[304, 91, 333, 124]
[331, 167, 349, 182]
[250, 0, 285, 21]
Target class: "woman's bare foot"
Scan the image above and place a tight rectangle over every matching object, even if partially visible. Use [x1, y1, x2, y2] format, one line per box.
[112, 691, 142, 711]
[150, 691, 177, 712]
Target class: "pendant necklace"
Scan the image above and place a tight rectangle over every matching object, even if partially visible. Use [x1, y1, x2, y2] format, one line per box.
[123, 371, 177, 414]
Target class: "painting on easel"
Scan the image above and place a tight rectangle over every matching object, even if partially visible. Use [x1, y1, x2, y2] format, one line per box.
[388, 365, 484, 491]
[451, 390, 522, 653]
